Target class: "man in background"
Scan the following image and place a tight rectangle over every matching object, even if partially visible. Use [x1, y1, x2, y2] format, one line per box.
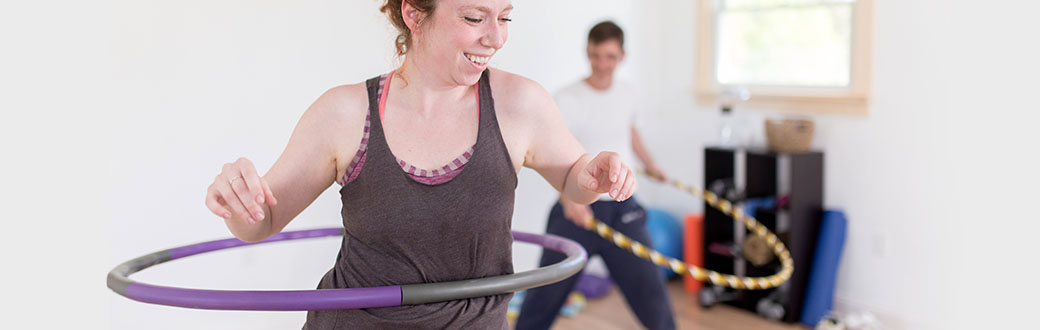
[515, 21, 676, 330]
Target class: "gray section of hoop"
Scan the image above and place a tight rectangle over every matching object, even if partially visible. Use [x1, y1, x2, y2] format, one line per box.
[400, 238, 587, 305]
[108, 250, 172, 296]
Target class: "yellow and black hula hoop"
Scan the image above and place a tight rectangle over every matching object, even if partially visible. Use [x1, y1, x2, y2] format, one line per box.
[584, 170, 793, 290]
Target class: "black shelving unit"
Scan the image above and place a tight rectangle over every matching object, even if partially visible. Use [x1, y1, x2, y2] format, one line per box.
[699, 147, 824, 323]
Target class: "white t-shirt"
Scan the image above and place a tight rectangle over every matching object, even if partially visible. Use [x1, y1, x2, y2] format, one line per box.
[554, 79, 643, 200]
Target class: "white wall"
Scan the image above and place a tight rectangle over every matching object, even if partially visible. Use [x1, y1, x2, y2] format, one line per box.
[4, 0, 1038, 329]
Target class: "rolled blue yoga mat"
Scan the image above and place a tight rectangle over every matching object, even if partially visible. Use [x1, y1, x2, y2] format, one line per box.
[646, 208, 683, 278]
[800, 210, 847, 327]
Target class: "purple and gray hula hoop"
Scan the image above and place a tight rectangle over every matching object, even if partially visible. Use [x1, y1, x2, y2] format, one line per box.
[107, 228, 587, 311]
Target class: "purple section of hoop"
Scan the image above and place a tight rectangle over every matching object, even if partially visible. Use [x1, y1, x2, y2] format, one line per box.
[511, 231, 584, 256]
[118, 228, 579, 311]
[167, 227, 343, 260]
[126, 227, 399, 310]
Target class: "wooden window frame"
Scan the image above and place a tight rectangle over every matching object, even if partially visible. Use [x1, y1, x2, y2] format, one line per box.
[695, 0, 874, 115]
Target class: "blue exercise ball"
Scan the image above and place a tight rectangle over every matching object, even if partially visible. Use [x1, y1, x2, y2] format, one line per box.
[645, 208, 683, 279]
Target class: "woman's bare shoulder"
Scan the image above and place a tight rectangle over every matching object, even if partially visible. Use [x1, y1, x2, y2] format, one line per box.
[312, 82, 369, 121]
[291, 81, 370, 140]
[287, 81, 372, 163]
[487, 68, 555, 120]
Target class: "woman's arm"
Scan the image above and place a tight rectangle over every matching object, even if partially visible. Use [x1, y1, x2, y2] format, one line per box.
[493, 72, 636, 204]
[205, 84, 367, 242]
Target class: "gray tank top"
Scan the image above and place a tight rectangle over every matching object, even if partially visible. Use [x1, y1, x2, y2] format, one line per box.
[303, 70, 517, 329]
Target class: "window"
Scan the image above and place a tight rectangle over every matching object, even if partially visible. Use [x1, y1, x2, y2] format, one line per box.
[696, 0, 873, 114]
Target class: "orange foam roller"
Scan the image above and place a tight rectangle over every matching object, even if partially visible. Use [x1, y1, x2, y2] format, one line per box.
[683, 214, 704, 294]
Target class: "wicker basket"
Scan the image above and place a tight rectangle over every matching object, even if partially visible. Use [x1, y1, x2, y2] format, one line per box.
[765, 119, 815, 153]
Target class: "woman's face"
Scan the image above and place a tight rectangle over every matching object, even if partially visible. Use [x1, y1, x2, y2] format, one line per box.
[409, 0, 512, 86]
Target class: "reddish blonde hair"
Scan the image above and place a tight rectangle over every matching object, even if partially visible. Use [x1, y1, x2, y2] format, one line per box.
[381, 0, 438, 56]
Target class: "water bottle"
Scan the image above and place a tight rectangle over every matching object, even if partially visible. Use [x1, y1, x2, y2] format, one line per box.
[717, 87, 750, 148]
[718, 106, 737, 147]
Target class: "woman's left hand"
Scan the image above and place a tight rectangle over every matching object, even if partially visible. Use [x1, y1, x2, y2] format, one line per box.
[578, 151, 637, 202]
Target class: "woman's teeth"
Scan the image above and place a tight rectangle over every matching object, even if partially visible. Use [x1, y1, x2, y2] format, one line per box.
[466, 54, 490, 65]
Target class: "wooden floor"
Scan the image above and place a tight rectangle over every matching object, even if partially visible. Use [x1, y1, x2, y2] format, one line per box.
[513, 280, 807, 330]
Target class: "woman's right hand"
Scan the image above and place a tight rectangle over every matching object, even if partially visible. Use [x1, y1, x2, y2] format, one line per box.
[205, 157, 278, 225]
[560, 197, 595, 229]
